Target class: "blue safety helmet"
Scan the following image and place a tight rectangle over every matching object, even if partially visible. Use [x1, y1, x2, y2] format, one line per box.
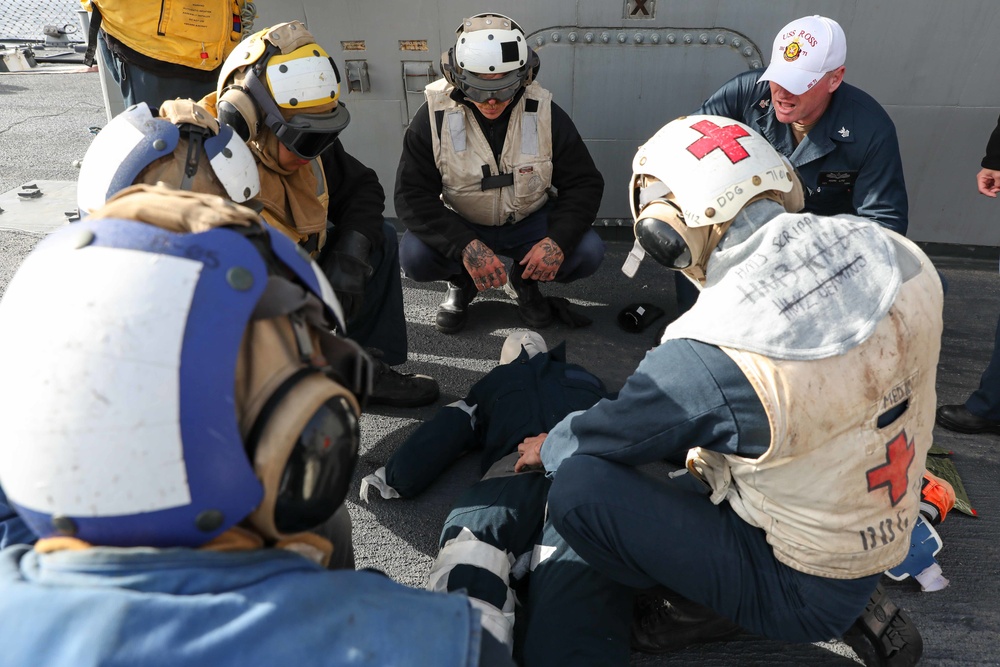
[77, 100, 260, 216]
[0, 205, 371, 548]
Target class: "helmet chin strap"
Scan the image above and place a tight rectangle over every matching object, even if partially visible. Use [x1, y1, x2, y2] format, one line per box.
[680, 220, 734, 286]
[778, 157, 805, 213]
[179, 126, 209, 192]
[683, 192, 788, 284]
[199, 525, 335, 568]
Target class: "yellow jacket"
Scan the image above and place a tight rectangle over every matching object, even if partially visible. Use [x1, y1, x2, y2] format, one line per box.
[82, 0, 247, 71]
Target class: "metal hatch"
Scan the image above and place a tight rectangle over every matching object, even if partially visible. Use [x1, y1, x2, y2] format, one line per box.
[527, 25, 762, 223]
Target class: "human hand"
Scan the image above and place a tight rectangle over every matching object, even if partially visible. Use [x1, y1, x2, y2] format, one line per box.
[977, 168, 1000, 197]
[462, 239, 508, 290]
[514, 433, 547, 472]
[519, 237, 564, 282]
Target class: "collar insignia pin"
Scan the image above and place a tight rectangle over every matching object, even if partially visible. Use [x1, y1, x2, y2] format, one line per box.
[838, 126, 850, 138]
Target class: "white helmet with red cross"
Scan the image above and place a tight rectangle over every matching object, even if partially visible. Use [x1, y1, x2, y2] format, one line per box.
[624, 115, 803, 283]
[630, 114, 799, 227]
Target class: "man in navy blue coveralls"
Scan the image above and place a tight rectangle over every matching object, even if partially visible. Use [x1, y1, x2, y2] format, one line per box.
[936, 113, 1000, 434]
[514, 114, 931, 667]
[677, 15, 909, 312]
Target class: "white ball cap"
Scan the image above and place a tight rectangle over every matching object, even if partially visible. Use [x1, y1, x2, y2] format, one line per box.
[757, 15, 847, 95]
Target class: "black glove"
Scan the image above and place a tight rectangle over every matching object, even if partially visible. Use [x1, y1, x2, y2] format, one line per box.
[321, 230, 373, 321]
[548, 296, 592, 328]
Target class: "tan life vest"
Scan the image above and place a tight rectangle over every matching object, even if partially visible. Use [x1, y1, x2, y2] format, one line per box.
[687, 232, 943, 579]
[424, 79, 553, 227]
[86, 0, 245, 71]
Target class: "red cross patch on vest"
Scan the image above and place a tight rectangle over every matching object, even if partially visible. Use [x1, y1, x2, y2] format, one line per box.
[866, 430, 915, 507]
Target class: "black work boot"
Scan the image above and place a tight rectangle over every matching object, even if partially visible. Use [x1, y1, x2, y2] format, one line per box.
[366, 349, 440, 408]
[435, 274, 477, 334]
[630, 588, 741, 654]
[508, 272, 553, 328]
[842, 583, 923, 667]
[935, 404, 1000, 434]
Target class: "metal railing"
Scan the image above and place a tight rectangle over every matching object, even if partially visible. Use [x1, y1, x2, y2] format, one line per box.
[0, 0, 84, 43]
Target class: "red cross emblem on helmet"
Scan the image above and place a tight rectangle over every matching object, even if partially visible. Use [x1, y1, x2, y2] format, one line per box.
[866, 431, 916, 507]
[686, 119, 752, 164]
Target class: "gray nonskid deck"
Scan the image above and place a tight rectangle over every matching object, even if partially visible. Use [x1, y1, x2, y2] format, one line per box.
[2, 70, 998, 666]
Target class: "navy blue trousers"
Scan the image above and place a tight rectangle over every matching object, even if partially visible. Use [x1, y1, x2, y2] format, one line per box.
[437, 467, 632, 667]
[966, 309, 1000, 420]
[399, 206, 605, 283]
[345, 221, 408, 365]
[548, 455, 881, 644]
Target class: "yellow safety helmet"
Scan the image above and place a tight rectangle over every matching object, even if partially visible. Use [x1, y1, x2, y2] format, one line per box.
[217, 21, 350, 159]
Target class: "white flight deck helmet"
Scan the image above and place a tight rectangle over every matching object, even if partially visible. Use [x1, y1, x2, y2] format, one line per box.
[77, 100, 260, 216]
[624, 114, 804, 285]
[216, 21, 350, 159]
[442, 13, 539, 103]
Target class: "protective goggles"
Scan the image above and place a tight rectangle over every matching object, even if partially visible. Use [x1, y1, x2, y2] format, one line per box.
[455, 68, 525, 103]
[630, 180, 693, 270]
[244, 64, 352, 160]
[274, 395, 359, 534]
[634, 201, 693, 270]
[269, 105, 351, 160]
